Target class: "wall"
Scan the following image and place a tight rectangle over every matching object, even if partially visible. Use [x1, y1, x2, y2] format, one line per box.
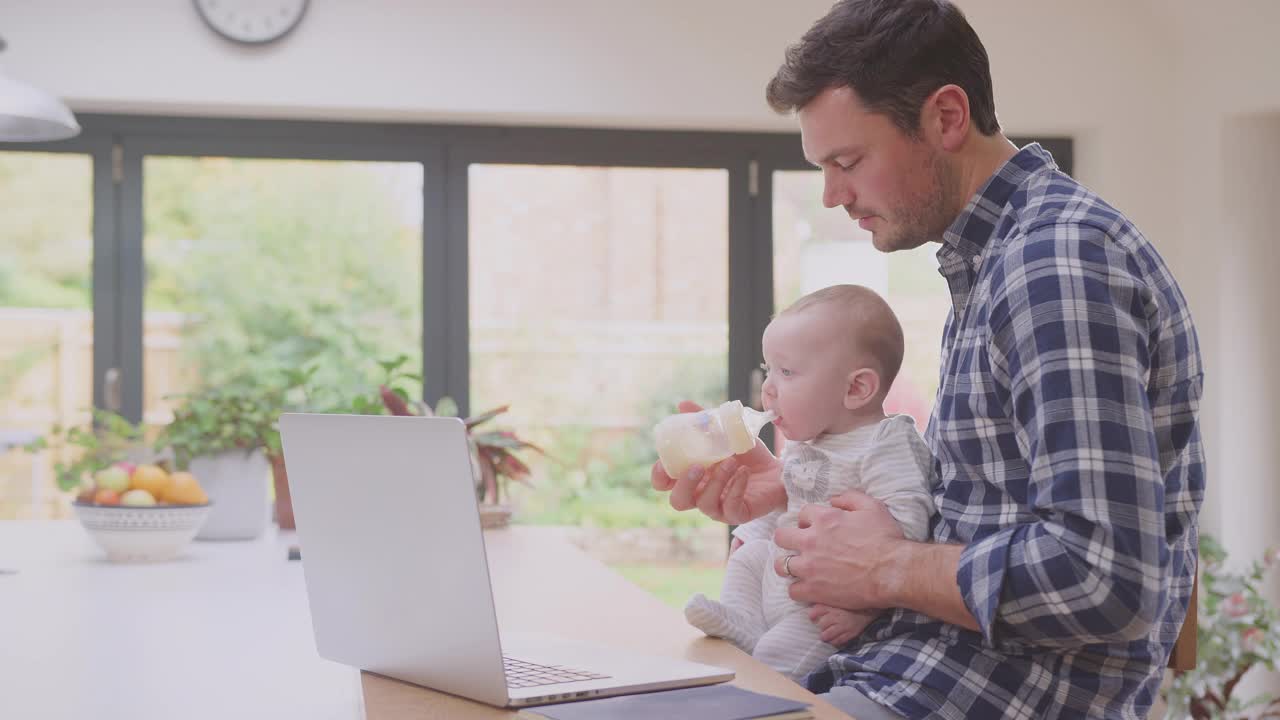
[1167, 2, 1280, 699]
[1, 0, 814, 129]
[1163, 0, 1280, 546]
[1220, 114, 1280, 565]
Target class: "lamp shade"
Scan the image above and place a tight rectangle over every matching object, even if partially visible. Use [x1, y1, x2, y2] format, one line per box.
[0, 71, 80, 142]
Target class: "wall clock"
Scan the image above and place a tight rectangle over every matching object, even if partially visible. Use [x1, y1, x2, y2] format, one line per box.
[194, 0, 309, 45]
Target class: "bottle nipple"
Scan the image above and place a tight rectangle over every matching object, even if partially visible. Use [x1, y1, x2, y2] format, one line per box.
[742, 406, 777, 437]
[719, 401, 776, 454]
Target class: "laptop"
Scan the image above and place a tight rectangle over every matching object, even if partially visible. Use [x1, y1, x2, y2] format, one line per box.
[279, 412, 734, 708]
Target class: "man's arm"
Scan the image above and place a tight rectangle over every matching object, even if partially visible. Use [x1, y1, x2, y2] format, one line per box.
[774, 492, 977, 633]
[883, 541, 978, 633]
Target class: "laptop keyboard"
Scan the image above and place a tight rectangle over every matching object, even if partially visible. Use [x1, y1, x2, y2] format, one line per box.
[503, 655, 611, 688]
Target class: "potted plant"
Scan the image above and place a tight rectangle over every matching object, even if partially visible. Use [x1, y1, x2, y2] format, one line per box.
[263, 355, 545, 530]
[264, 357, 418, 530]
[155, 382, 284, 540]
[268, 365, 333, 531]
[1162, 534, 1280, 719]
[23, 409, 147, 494]
[375, 357, 543, 528]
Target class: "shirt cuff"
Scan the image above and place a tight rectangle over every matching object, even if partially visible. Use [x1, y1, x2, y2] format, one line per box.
[957, 525, 1022, 649]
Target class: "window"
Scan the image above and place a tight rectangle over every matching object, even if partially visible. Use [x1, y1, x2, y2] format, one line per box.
[467, 164, 730, 600]
[140, 156, 424, 426]
[0, 151, 93, 519]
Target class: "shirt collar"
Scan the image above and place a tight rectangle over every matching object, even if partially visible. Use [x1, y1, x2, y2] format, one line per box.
[938, 143, 1058, 265]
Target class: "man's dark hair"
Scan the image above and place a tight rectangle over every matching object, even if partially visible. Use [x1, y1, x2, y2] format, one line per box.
[766, 0, 1000, 137]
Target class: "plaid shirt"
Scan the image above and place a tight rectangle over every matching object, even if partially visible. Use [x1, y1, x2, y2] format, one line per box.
[807, 144, 1205, 719]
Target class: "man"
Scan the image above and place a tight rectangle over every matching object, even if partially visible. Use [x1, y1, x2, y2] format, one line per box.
[650, 1, 1205, 718]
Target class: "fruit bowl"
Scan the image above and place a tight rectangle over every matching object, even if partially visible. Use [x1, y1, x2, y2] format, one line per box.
[73, 501, 214, 562]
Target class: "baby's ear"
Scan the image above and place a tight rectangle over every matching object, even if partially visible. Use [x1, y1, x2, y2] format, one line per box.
[844, 367, 880, 410]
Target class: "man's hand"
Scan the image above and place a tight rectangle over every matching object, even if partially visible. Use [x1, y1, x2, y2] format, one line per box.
[773, 490, 907, 610]
[809, 604, 878, 647]
[650, 401, 785, 524]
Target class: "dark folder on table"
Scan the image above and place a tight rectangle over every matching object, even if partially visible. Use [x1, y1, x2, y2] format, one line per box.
[517, 683, 813, 720]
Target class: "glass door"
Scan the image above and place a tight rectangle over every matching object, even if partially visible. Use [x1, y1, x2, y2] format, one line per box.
[469, 164, 730, 523]
[139, 156, 425, 428]
[467, 163, 731, 604]
[0, 151, 95, 518]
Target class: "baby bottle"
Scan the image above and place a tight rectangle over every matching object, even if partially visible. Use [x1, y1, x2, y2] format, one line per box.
[653, 401, 776, 480]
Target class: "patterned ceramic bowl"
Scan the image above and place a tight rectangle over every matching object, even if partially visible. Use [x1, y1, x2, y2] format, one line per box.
[73, 502, 213, 562]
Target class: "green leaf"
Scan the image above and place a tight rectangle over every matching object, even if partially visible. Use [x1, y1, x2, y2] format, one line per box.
[155, 384, 283, 460]
[378, 354, 409, 375]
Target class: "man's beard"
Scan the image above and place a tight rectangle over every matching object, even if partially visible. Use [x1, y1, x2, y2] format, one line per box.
[875, 149, 960, 252]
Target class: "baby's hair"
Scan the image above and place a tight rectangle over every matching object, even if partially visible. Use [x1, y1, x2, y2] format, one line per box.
[779, 284, 905, 394]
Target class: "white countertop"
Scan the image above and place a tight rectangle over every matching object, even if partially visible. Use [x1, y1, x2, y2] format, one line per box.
[1, 521, 846, 720]
[0, 521, 364, 720]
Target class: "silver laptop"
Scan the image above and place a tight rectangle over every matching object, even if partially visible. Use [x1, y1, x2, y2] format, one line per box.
[279, 413, 734, 708]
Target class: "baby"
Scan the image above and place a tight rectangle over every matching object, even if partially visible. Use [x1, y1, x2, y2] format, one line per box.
[684, 284, 936, 682]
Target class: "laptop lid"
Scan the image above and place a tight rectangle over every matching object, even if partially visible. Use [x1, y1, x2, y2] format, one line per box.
[280, 413, 510, 706]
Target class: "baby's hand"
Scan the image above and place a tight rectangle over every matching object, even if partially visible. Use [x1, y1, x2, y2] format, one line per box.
[808, 604, 877, 648]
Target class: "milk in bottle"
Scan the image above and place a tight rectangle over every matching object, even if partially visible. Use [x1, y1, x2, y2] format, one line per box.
[653, 401, 776, 479]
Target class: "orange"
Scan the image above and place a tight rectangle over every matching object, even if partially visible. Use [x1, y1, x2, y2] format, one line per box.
[163, 472, 208, 505]
[130, 464, 171, 499]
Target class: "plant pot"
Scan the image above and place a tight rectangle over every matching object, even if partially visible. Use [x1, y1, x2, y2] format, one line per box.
[269, 453, 294, 530]
[190, 448, 271, 541]
[479, 503, 512, 529]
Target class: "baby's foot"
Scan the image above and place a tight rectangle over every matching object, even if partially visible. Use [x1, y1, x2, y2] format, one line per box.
[684, 593, 760, 652]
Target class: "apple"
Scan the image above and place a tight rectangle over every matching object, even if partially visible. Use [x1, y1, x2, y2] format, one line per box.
[113, 461, 137, 477]
[93, 488, 121, 506]
[93, 466, 129, 493]
[120, 489, 157, 507]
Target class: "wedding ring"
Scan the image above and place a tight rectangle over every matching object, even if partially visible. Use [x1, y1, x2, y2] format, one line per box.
[783, 554, 797, 578]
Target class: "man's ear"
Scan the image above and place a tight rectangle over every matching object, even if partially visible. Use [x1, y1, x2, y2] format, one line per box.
[844, 367, 880, 411]
[922, 84, 970, 153]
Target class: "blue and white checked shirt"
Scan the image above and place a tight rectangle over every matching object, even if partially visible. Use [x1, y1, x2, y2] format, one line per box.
[808, 144, 1205, 719]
